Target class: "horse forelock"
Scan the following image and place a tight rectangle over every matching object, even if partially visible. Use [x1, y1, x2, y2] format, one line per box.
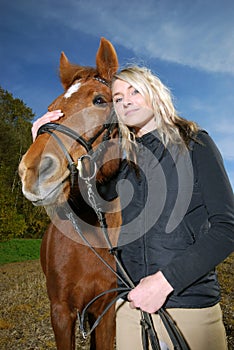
[61, 65, 98, 90]
[62, 65, 111, 101]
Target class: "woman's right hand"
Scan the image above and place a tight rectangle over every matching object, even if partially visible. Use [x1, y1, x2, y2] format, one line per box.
[31, 110, 64, 141]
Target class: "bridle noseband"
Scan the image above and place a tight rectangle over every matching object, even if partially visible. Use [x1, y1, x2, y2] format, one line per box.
[37, 111, 118, 185]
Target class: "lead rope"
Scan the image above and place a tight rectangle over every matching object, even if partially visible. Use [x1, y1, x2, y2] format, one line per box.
[65, 181, 161, 350]
[85, 179, 162, 350]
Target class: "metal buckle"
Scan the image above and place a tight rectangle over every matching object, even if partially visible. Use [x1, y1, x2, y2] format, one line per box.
[77, 154, 97, 180]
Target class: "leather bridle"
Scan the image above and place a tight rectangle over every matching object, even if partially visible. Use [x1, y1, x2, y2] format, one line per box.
[37, 109, 118, 186]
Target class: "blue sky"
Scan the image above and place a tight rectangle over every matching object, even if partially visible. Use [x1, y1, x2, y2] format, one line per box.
[1, 0, 234, 189]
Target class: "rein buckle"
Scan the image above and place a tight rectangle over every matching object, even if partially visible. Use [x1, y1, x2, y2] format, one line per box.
[77, 154, 97, 181]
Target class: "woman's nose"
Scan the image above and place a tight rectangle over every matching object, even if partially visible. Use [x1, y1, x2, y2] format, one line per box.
[123, 96, 132, 107]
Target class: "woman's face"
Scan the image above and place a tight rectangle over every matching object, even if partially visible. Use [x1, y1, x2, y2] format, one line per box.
[112, 79, 155, 136]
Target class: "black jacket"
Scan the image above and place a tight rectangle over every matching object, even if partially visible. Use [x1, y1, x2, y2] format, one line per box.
[114, 130, 234, 308]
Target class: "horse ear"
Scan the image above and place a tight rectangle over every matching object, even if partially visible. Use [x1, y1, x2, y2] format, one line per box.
[96, 37, 118, 82]
[59, 52, 81, 90]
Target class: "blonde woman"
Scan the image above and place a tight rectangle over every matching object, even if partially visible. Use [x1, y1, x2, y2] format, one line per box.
[111, 66, 233, 350]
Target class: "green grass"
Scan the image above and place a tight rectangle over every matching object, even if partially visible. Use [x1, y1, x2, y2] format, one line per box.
[0, 239, 41, 265]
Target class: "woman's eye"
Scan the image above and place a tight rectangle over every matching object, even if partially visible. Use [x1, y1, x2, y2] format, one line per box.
[93, 96, 107, 106]
[114, 97, 122, 104]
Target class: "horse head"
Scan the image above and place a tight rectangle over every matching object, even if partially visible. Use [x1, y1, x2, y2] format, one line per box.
[18, 38, 120, 212]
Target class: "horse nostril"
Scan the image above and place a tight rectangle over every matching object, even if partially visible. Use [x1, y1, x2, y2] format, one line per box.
[39, 155, 59, 179]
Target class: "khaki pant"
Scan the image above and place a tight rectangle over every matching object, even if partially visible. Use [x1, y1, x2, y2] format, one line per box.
[116, 300, 228, 350]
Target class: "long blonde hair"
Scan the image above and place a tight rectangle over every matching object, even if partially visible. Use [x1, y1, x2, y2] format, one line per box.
[112, 65, 199, 160]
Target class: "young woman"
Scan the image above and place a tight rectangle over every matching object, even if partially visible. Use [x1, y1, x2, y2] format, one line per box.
[111, 66, 234, 350]
[32, 65, 234, 350]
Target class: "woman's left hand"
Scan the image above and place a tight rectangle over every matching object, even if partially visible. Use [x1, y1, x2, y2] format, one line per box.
[31, 110, 64, 141]
[127, 271, 174, 313]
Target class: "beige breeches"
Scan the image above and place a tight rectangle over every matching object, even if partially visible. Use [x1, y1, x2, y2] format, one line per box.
[116, 300, 228, 350]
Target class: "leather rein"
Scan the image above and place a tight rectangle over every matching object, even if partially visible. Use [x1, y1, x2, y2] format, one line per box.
[37, 112, 189, 350]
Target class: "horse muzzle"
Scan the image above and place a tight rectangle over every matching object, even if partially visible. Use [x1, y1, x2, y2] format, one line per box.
[19, 153, 71, 206]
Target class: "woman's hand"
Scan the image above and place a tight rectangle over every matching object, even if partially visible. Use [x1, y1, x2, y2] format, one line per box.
[31, 110, 64, 141]
[127, 271, 174, 313]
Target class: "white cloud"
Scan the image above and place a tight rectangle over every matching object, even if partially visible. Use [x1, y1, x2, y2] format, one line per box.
[214, 120, 234, 135]
[42, 0, 234, 75]
[11, 0, 234, 74]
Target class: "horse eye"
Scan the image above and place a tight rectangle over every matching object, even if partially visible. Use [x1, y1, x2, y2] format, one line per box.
[93, 96, 107, 106]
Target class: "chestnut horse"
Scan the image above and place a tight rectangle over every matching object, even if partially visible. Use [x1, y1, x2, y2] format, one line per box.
[18, 38, 121, 350]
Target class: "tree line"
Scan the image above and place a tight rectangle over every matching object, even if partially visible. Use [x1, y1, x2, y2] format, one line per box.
[0, 87, 49, 241]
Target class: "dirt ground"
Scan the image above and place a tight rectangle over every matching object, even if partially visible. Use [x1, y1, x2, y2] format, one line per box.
[0, 255, 233, 350]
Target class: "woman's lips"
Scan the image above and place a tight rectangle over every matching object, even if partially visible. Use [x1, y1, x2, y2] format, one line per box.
[125, 108, 139, 117]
